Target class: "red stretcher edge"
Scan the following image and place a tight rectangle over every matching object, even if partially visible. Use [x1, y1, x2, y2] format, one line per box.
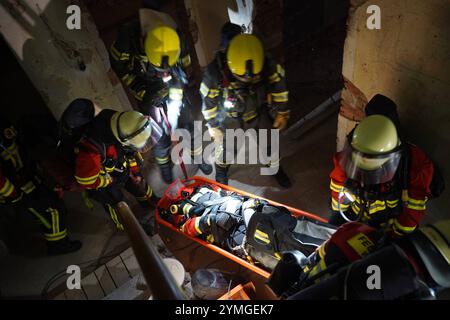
[154, 176, 328, 279]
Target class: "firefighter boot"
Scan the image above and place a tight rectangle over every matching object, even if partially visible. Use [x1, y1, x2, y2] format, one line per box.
[138, 193, 161, 209]
[47, 237, 82, 256]
[215, 164, 229, 185]
[274, 166, 292, 189]
[140, 216, 156, 236]
[149, 193, 161, 207]
[160, 163, 173, 184]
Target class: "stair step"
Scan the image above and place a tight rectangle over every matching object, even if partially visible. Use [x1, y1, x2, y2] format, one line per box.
[52, 234, 187, 300]
[103, 275, 149, 300]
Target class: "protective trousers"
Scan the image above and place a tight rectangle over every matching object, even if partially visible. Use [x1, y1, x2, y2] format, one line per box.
[20, 183, 68, 243]
[87, 173, 153, 230]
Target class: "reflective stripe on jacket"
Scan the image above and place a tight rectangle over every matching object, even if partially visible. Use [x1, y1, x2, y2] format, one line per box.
[200, 52, 289, 128]
[329, 144, 434, 235]
[110, 19, 189, 106]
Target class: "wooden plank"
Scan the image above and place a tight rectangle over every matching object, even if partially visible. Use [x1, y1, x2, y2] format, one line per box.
[103, 276, 148, 300]
[94, 265, 117, 296]
[81, 272, 105, 300]
[105, 256, 131, 287]
[120, 247, 134, 260]
[122, 254, 140, 277]
[64, 288, 87, 300]
[52, 291, 67, 300]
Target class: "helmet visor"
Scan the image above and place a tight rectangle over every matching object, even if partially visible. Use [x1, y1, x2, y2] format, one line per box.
[340, 143, 402, 185]
[123, 117, 163, 153]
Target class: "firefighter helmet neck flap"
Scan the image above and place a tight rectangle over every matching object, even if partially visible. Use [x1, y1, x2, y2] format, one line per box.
[226, 34, 264, 83]
[110, 111, 162, 152]
[341, 115, 402, 186]
[59, 98, 95, 142]
[144, 25, 181, 72]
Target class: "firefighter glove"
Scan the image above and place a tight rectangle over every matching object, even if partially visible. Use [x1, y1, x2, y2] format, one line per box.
[273, 110, 290, 131]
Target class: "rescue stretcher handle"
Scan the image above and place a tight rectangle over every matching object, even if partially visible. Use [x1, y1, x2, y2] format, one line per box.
[116, 201, 186, 300]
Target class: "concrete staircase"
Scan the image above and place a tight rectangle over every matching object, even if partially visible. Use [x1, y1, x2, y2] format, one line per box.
[52, 235, 193, 300]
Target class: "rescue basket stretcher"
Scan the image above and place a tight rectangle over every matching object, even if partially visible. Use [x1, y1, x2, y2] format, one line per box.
[155, 176, 329, 280]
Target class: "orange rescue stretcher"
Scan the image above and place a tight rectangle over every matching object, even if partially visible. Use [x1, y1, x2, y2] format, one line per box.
[155, 176, 328, 280]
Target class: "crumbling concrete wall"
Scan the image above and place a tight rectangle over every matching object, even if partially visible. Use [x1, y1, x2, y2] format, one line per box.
[0, 0, 131, 119]
[339, 0, 450, 221]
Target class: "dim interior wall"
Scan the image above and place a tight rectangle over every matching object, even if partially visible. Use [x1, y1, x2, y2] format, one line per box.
[184, 0, 230, 68]
[339, 0, 450, 220]
[253, 0, 283, 60]
[0, 0, 131, 120]
[282, 0, 349, 123]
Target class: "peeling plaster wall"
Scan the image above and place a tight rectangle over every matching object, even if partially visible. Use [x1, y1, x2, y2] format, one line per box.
[0, 0, 131, 119]
[339, 0, 450, 221]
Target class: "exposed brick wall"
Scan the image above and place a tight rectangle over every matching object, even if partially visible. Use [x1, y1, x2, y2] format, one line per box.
[349, 0, 369, 11]
[340, 77, 367, 121]
[83, 0, 142, 47]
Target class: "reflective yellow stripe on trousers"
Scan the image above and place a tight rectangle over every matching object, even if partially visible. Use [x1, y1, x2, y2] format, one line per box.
[107, 204, 124, 230]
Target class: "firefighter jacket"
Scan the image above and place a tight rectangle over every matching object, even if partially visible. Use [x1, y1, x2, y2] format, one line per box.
[0, 122, 36, 204]
[329, 144, 434, 236]
[74, 110, 141, 190]
[200, 51, 289, 129]
[298, 222, 424, 299]
[306, 222, 384, 279]
[110, 20, 190, 107]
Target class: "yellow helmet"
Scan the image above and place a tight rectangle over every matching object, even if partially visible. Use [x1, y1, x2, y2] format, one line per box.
[226, 34, 264, 81]
[144, 25, 181, 70]
[352, 115, 399, 156]
[110, 111, 154, 152]
[340, 115, 403, 185]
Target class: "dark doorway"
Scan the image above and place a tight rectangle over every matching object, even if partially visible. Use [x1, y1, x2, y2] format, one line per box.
[283, 0, 350, 123]
[0, 35, 51, 124]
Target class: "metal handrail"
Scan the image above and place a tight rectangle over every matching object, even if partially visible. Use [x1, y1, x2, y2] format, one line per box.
[115, 202, 185, 300]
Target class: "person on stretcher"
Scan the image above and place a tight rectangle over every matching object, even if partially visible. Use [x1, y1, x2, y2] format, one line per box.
[170, 186, 261, 246]
[162, 184, 336, 271]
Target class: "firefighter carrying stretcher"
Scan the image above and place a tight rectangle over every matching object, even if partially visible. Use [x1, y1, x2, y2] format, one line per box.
[200, 32, 292, 187]
[0, 118, 81, 255]
[110, 7, 212, 184]
[329, 95, 444, 237]
[73, 101, 160, 232]
[268, 219, 450, 300]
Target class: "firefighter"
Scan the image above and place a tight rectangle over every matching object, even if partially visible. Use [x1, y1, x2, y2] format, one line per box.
[0, 119, 81, 255]
[200, 33, 292, 187]
[329, 114, 435, 237]
[74, 108, 160, 231]
[109, 7, 212, 183]
[269, 220, 450, 300]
